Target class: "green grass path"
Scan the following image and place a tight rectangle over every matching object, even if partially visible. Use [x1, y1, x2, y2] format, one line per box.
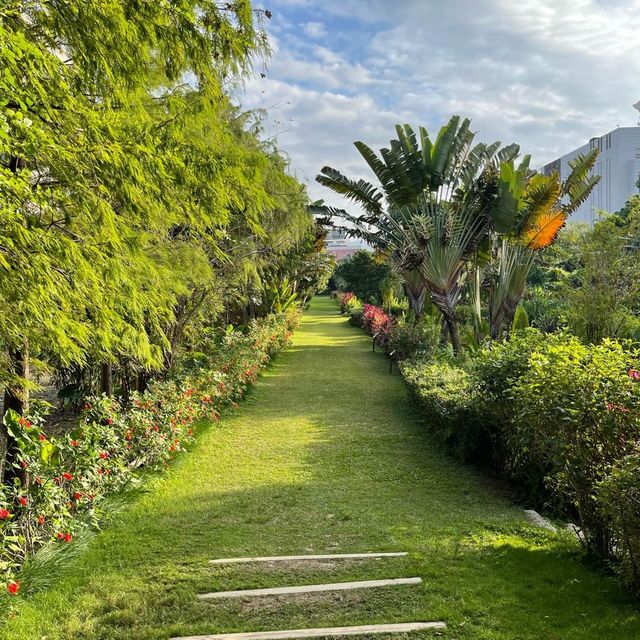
[3, 297, 639, 639]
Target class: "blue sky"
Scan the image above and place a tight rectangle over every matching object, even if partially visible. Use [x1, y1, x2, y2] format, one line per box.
[241, 0, 640, 208]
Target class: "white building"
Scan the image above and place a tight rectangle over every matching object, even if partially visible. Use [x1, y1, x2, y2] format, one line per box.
[325, 229, 369, 261]
[541, 104, 640, 223]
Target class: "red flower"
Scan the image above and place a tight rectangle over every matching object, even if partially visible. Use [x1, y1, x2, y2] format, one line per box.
[62, 472, 73, 481]
[73, 492, 83, 500]
[107, 418, 113, 425]
[39, 433, 47, 441]
[99, 451, 109, 459]
[97, 469, 104, 475]
[18, 497, 27, 507]
[38, 515, 45, 525]
[71, 440, 78, 447]
[0, 508, 10, 519]
[629, 369, 640, 380]
[64, 533, 73, 543]
[56, 532, 64, 540]
[7, 581, 19, 595]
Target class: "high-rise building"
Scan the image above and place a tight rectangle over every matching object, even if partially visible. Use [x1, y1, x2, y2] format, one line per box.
[541, 104, 640, 223]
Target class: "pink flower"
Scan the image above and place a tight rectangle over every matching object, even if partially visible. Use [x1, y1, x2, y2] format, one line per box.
[629, 369, 640, 380]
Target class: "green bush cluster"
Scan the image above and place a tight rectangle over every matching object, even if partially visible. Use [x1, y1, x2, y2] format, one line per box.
[402, 328, 640, 593]
[0, 310, 299, 595]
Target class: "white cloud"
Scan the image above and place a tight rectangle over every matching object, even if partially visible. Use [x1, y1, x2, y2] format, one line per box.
[243, 0, 640, 208]
[302, 21, 328, 39]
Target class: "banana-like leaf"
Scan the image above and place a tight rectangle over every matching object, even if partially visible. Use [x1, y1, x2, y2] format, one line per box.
[521, 209, 567, 249]
[511, 304, 529, 332]
[316, 167, 384, 217]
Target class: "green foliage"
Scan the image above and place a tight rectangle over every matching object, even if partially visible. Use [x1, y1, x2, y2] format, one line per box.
[333, 251, 391, 304]
[401, 357, 484, 462]
[388, 317, 441, 361]
[512, 339, 640, 555]
[398, 323, 640, 592]
[597, 449, 640, 593]
[0, 311, 299, 587]
[563, 215, 640, 343]
[511, 305, 529, 332]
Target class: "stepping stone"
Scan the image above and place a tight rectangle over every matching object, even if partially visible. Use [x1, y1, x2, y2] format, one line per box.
[197, 577, 422, 600]
[171, 621, 446, 640]
[209, 552, 408, 565]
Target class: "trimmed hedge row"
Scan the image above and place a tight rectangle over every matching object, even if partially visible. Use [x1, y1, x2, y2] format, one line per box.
[401, 330, 640, 593]
[0, 310, 299, 596]
[335, 293, 640, 595]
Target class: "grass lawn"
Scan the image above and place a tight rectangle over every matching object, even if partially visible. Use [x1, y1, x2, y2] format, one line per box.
[2, 296, 638, 639]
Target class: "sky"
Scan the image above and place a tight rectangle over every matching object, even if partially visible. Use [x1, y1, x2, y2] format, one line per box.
[241, 0, 640, 208]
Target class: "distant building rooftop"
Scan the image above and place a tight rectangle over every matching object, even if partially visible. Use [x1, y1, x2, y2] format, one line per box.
[540, 104, 640, 223]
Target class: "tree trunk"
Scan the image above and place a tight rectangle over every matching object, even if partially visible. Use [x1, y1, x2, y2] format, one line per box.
[100, 362, 113, 397]
[1, 346, 29, 481]
[444, 314, 462, 356]
[136, 371, 149, 393]
[405, 286, 427, 323]
[439, 315, 450, 347]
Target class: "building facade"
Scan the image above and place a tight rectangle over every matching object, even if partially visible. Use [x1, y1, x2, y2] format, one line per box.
[541, 120, 640, 224]
[324, 229, 369, 261]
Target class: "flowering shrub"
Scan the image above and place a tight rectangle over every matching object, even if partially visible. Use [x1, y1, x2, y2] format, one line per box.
[511, 339, 640, 558]
[337, 291, 356, 311]
[362, 304, 393, 346]
[0, 309, 299, 595]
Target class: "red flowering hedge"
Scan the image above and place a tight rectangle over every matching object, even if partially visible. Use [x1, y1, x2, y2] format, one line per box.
[362, 304, 393, 346]
[0, 310, 299, 595]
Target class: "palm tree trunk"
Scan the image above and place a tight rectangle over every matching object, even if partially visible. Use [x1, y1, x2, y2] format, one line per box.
[444, 314, 462, 355]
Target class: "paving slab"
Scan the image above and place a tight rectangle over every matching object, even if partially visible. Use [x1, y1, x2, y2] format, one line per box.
[209, 553, 408, 565]
[171, 621, 446, 640]
[197, 577, 422, 600]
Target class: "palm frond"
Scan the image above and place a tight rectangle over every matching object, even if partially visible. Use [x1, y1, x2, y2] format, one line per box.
[316, 167, 384, 217]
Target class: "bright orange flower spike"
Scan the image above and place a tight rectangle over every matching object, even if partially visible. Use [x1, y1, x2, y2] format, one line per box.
[523, 210, 567, 250]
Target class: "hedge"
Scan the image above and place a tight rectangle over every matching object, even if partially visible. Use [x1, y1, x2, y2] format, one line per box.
[0, 310, 299, 596]
[335, 293, 640, 596]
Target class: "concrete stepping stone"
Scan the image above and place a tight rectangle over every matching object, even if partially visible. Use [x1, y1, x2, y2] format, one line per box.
[209, 552, 408, 565]
[171, 621, 446, 640]
[197, 577, 422, 600]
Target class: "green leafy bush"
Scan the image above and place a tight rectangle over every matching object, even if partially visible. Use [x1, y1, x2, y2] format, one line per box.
[597, 449, 640, 593]
[512, 339, 640, 556]
[401, 357, 483, 461]
[0, 310, 299, 594]
[388, 317, 440, 361]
